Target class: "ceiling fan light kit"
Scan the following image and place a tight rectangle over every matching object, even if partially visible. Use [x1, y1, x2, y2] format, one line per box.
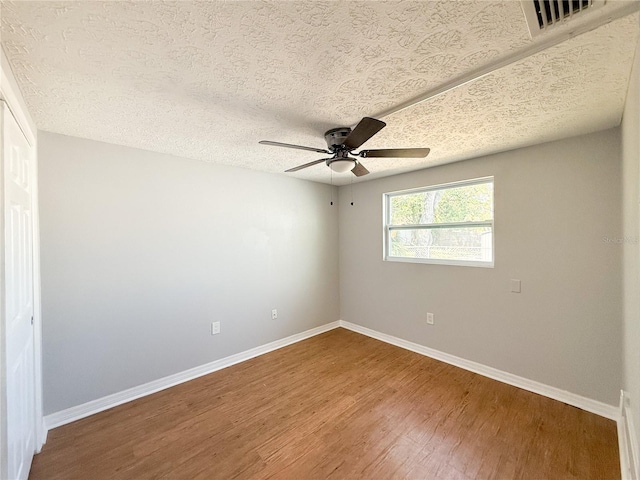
[329, 159, 356, 173]
[259, 117, 430, 177]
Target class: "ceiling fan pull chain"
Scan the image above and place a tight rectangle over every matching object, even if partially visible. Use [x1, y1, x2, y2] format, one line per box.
[350, 175, 354, 206]
[330, 169, 334, 205]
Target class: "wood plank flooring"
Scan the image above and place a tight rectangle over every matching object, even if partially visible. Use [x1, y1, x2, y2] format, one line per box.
[29, 328, 620, 480]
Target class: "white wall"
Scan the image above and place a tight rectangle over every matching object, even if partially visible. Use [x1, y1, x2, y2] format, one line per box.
[339, 128, 622, 406]
[38, 132, 340, 415]
[622, 26, 640, 459]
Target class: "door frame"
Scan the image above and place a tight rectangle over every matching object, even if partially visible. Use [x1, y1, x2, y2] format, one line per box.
[0, 46, 44, 479]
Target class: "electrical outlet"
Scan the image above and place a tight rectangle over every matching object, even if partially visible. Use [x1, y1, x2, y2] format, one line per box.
[211, 322, 220, 335]
[272, 309, 278, 320]
[427, 313, 434, 325]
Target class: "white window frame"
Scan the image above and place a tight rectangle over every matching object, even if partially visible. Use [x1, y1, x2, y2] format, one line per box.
[383, 177, 494, 268]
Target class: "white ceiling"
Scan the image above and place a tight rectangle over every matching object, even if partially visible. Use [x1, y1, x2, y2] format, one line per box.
[1, 1, 638, 185]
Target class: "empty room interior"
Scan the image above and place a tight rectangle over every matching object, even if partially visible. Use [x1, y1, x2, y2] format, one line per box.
[1, 1, 640, 479]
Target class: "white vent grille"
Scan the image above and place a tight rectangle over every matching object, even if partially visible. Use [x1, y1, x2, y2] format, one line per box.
[521, 0, 605, 37]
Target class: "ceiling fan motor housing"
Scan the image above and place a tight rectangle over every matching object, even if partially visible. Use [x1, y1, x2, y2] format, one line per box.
[324, 127, 352, 151]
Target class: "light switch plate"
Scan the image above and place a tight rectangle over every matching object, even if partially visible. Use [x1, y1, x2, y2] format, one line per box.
[510, 279, 521, 293]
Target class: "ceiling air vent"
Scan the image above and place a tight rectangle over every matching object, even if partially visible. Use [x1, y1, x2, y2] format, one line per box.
[521, 0, 605, 37]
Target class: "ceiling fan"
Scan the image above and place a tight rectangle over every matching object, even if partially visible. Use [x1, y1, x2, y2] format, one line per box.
[259, 117, 430, 177]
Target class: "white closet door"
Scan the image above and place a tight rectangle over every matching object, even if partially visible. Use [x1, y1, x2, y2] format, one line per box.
[4, 103, 36, 480]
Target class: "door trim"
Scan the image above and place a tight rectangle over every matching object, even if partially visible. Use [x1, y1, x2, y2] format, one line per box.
[0, 48, 36, 146]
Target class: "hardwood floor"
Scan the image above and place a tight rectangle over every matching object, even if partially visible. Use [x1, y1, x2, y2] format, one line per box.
[29, 328, 620, 480]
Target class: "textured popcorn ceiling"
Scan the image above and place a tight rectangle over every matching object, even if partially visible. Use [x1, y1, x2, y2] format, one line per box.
[1, 1, 638, 185]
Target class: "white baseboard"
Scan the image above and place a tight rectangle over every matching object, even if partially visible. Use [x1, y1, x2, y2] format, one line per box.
[619, 390, 639, 480]
[44, 321, 340, 430]
[44, 319, 619, 435]
[338, 320, 619, 420]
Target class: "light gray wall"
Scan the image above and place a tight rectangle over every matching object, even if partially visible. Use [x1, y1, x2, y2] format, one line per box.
[38, 132, 340, 415]
[622, 26, 640, 450]
[339, 128, 622, 406]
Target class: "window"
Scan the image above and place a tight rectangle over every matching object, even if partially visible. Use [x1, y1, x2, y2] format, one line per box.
[384, 177, 494, 267]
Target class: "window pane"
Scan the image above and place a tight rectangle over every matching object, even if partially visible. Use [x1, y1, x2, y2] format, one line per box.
[390, 227, 493, 262]
[390, 182, 493, 225]
[389, 191, 429, 225]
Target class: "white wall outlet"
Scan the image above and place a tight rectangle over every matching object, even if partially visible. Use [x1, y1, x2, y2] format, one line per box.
[510, 279, 522, 293]
[271, 309, 278, 320]
[211, 321, 220, 335]
[427, 313, 434, 325]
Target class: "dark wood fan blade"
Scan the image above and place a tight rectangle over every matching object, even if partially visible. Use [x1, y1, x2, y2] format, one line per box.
[343, 117, 386, 149]
[260, 140, 330, 154]
[285, 158, 331, 173]
[351, 162, 370, 177]
[358, 148, 430, 158]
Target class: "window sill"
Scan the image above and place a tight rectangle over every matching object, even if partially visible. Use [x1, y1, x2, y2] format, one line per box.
[384, 256, 495, 268]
